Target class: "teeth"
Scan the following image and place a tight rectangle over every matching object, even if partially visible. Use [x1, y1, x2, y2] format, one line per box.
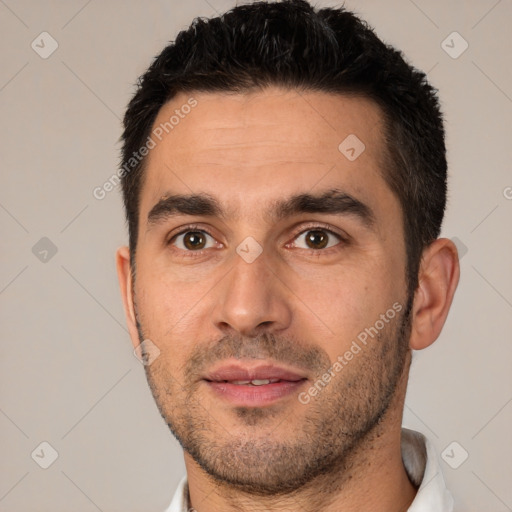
[229, 379, 281, 385]
[251, 379, 271, 386]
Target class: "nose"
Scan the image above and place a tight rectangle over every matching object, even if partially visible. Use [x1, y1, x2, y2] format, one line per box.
[212, 249, 293, 337]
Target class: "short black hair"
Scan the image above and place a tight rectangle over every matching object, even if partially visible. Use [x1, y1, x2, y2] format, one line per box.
[120, 0, 447, 295]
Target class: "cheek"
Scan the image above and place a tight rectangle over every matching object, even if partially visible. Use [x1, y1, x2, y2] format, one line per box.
[134, 265, 212, 348]
[287, 256, 402, 357]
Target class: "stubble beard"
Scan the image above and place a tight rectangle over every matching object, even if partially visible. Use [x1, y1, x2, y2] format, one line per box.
[135, 295, 413, 497]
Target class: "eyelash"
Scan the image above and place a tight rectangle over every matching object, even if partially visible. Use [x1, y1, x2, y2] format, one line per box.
[167, 223, 348, 257]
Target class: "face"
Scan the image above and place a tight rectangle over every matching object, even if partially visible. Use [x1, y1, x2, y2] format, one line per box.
[127, 87, 413, 494]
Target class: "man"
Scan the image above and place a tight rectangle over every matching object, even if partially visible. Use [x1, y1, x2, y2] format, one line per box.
[116, 1, 460, 510]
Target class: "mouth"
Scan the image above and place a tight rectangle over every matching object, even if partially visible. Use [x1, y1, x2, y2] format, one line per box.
[202, 361, 309, 406]
[209, 378, 297, 386]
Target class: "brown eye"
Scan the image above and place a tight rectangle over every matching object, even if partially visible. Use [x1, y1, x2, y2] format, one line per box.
[305, 230, 329, 249]
[183, 231, 206, 250]
[292, 228, 342, 250]
[171, 230, 215, 251]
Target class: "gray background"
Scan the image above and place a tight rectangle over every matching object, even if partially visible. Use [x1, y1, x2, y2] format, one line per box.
[1, 0, 511, 510]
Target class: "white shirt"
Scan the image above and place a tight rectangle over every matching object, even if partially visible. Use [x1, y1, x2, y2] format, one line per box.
[164, 427, 454, 512]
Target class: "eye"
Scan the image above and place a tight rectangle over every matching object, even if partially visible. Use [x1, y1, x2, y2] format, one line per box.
[291, 228, 343, 250]
[170, 230, 217, 251]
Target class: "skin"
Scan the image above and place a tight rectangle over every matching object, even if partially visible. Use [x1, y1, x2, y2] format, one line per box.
[116, 87, 460, 512]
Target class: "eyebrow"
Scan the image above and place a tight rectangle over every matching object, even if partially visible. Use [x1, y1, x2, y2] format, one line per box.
[146, 188, 376, 230]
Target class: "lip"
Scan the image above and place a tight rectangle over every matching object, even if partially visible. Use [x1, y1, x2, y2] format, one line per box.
[203, 361, 308, 407]
[205, 380, 307, 407]
[203, 362, 307, 382]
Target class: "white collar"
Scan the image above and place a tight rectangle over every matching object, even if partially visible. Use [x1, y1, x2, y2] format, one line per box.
[402, 428, 454, 511]
[164, 427, 454, 512]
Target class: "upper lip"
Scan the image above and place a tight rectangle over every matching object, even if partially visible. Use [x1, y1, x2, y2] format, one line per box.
[203, 362, 308, 382]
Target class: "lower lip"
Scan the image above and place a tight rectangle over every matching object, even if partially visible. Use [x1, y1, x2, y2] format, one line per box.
[205, 380, 307, 407]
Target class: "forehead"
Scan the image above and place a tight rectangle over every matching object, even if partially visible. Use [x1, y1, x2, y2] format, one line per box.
[140, 87, 396, 224]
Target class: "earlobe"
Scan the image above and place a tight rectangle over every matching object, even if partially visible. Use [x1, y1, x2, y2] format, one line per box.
[116, 246, 140, 349]
[409, 238, 460, 351]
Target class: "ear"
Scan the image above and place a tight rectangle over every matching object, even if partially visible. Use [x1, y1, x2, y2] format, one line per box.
[116, 246, 140, 350]
[409, 238, 460, 350]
